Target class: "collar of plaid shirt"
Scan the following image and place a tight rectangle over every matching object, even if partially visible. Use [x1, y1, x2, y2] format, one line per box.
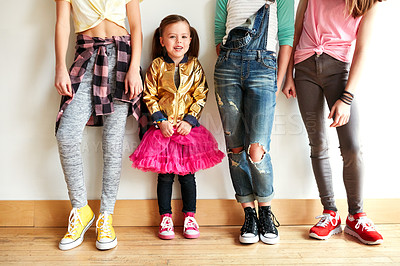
[56, 34, 141, 132]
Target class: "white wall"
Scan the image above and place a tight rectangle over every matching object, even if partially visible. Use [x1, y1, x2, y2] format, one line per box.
[0, 0, 399, 202]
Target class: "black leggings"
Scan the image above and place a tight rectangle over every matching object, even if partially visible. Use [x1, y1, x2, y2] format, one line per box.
[157, 173, 197, 215]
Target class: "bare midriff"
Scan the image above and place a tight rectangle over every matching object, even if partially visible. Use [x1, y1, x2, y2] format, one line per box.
[80, 19, 128, 38]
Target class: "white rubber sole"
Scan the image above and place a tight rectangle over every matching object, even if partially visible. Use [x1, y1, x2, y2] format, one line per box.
[344, 226, 383, 245]
[239, 234, 259, 244]
[96, 237, 118, 250]
[309, 226, 342, 240]
[260, 233, 280, 245]
[59, 215, 95, 251]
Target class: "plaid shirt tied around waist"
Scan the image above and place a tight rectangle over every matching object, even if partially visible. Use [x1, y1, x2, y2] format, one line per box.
[56, 34, 141, 132]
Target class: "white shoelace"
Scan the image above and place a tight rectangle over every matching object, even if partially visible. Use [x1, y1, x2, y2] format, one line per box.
[96, 212, 112, 238]
[65, 208, 83, 237]
[354, 216, 375, 232]
[184, 216, 198, 230]
[160, 216, 174, 232]
[315, 213, 338, 228]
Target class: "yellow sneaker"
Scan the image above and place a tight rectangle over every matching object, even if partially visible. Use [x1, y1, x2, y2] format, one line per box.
[96, 212, 117, 250]
[59, 205, 95, 251]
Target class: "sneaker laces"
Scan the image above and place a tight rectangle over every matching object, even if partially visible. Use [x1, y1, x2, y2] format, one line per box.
[354, 216, 376, 232]
[184, 216, 199, 231]
[96, 212, 112, 238]
[315, 213, 338, 228]
[160, 216, 174, 232]
[65, 208, 83, 238]
[241, 208, 257, 233]
[259, 208, 280, 234]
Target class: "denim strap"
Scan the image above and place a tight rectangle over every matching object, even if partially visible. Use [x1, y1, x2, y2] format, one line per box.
[221, 5, 268, 50]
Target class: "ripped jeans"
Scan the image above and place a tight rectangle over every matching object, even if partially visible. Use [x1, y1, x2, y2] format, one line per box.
[214, 49, 277, 203]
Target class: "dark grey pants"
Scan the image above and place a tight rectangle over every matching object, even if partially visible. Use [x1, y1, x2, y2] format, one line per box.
[295, 53, 363, 215]
[56, 44, 129, 214]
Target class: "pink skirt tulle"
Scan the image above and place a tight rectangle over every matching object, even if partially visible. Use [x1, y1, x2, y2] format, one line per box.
[129, 125, 225, 175]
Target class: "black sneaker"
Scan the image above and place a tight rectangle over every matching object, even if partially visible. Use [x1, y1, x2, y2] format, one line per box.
[239, 207, 259, 244]
[258, 206, 280, 244]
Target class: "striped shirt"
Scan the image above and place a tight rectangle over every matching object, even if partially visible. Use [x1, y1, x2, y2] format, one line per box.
[214, 0, 294, 51]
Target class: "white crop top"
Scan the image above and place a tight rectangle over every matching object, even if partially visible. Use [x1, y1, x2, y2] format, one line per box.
[58, 0, 132, 33]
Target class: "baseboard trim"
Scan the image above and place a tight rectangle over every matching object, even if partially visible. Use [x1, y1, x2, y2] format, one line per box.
[0, 199, 398, 227]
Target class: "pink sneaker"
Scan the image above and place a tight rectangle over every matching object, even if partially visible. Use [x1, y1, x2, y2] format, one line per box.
[344, 212, 383, 245]
[158, 214, 175, 240]
[309, 210, 342, 240]
[183, 212, 200, 239]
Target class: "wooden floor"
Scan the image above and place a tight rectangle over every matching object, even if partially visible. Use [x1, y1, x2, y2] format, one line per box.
[1, 225, 399, 265]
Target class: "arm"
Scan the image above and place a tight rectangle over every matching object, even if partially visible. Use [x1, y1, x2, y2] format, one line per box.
[125, 0, 143, 99]
[54, 1, 72, 97]
[214, 0, 228, 55]
[143, 61, 174, 137]
[142, 62, 162, 119]
[276, 45, 292, 95]
[178, 62, 208, 135]
[328, 3, 378, 127]
[282, 0, 308, 99]
[184, 61, 209, 125]
[276, 0, 295, 96]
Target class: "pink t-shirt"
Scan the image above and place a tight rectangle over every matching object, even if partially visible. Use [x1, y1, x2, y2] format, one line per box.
[294, 0, 362, 64]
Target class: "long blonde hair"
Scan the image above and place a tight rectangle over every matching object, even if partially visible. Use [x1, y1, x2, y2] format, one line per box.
[345, 0, 382, 18]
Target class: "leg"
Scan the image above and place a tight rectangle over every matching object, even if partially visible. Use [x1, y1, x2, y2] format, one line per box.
[242, 53, 279, 245]
[100, 100, 129, 214]
[242, 54, 277, 205]
[321, 54, 363, 215]
[178, 174, 196, 213]
[56, 60, 96, 209]
[99, 44, 130, 214]
[295, 56, 337, 212]
[56, 54, 96, 251]
[157, 173, 175, 215]
[214, 52, 254, 204]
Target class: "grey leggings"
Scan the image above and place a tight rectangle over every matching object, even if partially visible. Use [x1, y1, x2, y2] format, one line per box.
[56, 44, 129, 214]
[295, 53, 363, 215]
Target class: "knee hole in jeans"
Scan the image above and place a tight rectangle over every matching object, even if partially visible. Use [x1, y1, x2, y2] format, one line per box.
[248, 143, 266, 163]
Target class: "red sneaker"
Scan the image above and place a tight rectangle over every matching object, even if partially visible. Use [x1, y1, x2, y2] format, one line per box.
[158, 213, 175, 240]
[309, 210, 342, 240]
[183, 212, 200, 239]
[344, 212, 383, 245]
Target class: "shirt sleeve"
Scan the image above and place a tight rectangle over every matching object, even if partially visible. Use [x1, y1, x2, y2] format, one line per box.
[186, 59, 208, 120]
[277, 0, 295, 47]
[143, 60, 162, 116]
[214, 0, 228, 46]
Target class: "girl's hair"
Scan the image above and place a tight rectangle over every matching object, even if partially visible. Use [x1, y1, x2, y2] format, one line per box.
[151, 15, 200, 60]
[345, 0, 382, 18]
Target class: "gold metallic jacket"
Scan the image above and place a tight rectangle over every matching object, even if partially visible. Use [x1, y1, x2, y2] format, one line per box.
[143, 56, 208, 126]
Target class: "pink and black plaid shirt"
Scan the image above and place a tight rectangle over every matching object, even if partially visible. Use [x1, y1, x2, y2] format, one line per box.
[56, 34, 141, 132]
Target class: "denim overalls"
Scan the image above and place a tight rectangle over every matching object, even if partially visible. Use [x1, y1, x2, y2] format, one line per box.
[214, 4, 277, 203]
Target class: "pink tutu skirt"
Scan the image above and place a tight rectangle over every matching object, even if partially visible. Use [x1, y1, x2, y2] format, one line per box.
[129, 125, 225, 175]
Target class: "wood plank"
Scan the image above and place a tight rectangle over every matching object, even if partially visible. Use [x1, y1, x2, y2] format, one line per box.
[1, 199, 399, 227]
[0, 201, 34, 226]
[0, 225, 398, 265]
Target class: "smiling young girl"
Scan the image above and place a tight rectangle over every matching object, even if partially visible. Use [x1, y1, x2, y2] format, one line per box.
[129, 15, 224, 240]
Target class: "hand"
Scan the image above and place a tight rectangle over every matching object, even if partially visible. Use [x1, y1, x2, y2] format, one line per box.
[55, 67, 72, 97]
[328, 100, 351, 128]
[159, 120, 174, 138]
[176, 121, 192, 136]
[282, 76, 297, 99]
[125, 68, 143, 100]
